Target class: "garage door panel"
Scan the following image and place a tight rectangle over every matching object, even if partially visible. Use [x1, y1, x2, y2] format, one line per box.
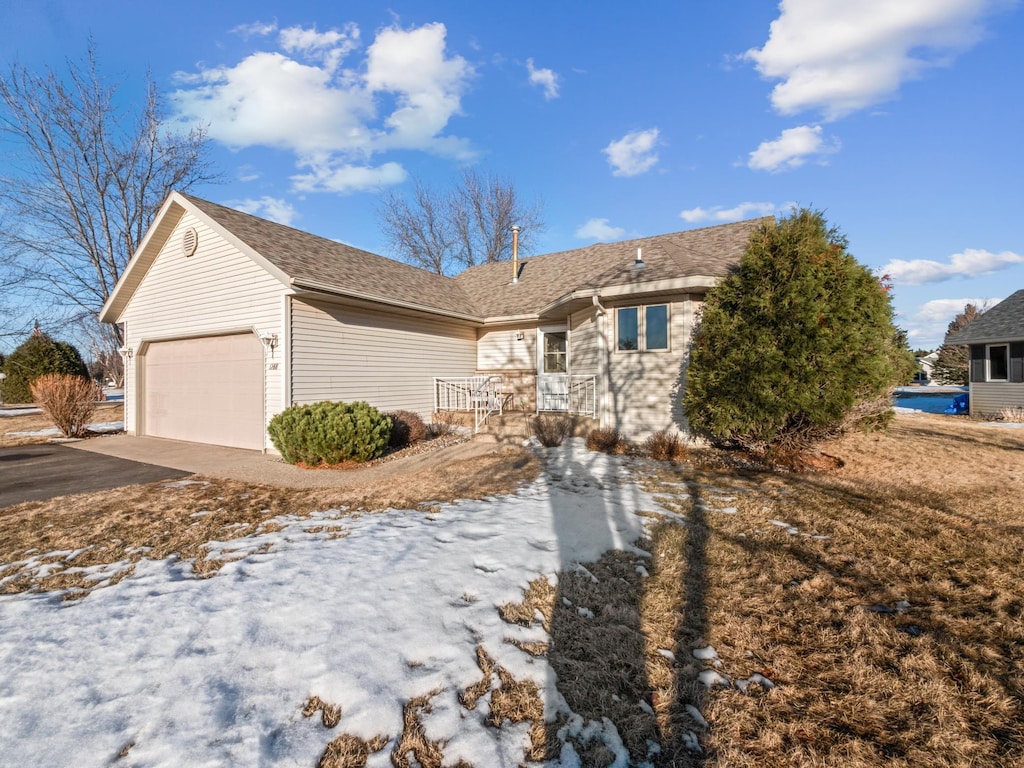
[143, 334, 264, 450]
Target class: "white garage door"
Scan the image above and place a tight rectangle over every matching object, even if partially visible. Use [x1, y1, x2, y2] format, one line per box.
[142, 333, 265, 450]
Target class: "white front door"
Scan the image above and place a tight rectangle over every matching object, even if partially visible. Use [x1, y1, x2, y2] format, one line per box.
[537, 326, 569, 411]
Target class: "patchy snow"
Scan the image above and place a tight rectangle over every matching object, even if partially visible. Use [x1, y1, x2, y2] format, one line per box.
[6, 419, 124, 437]
[0, 439, 687, 766]
[0, 407, 43, 417]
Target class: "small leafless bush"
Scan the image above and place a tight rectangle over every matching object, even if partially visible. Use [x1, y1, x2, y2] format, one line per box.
[387, 410, 428, 448]
[427, 410, 461, 438]
[998, 406, 1024, 423]
[29, 374, 97, 438]
[586, 426, 627, 454]
[532, 414, 571, 447]
[643, 429, 687, 461]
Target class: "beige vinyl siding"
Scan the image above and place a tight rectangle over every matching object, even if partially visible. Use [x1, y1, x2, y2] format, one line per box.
[569, 308, 600, 376]
[477, 325, 536, 370]
[601, 294, 697, 437]
[119, 211, 286, 446]
[969, 382, 1024, 417]
[291, 297, 477, 418]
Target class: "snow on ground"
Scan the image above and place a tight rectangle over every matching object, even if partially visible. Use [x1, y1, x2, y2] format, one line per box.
[0, 439, 673, 767]
[0, 407, 43, 417]
[5, 419, 124, 437]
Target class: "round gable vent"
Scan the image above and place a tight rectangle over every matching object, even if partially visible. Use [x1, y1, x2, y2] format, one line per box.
[182, 227, 199, 257]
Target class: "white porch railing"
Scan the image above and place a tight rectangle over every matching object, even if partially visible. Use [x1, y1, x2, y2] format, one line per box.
[434, 375, 504, 432]
[568, 375, 597, 417]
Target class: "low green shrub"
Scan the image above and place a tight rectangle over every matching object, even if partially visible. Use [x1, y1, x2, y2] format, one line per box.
[387, 409, 428, 448]
[586, 426, 628, 455]
[268, 401, 391, 465]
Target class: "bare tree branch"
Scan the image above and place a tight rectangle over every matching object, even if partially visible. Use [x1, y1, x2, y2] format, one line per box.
[0, 42, 218, 353]
[378, 169, 545, 275]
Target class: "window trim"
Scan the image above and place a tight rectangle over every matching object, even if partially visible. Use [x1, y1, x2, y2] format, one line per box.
[615, 303, 670, 353]
[987, 343, 1010, 381]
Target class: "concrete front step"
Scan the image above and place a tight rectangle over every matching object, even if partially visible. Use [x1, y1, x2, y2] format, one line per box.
[468, 412, 599, 445]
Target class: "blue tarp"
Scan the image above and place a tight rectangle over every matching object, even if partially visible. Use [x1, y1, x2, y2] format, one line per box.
[944, 394, 969, 414]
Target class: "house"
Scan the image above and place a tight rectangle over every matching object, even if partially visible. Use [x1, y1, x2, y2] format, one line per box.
[946, 289, 1024, 417]
[914, 351, 939, 384]
[100, 192, 766, 451]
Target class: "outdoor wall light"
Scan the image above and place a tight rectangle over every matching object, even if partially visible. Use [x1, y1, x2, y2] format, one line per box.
[119, 346, 133, 359]
[260, 333, 279, 351]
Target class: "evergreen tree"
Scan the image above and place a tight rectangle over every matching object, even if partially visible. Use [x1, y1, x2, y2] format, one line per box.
[683, 209, 915, 457]
[0, 329, 89, 404]
[931, 304, 983, 385]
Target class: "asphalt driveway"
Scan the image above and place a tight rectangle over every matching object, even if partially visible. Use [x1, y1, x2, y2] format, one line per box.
[0, 444, 191, 508]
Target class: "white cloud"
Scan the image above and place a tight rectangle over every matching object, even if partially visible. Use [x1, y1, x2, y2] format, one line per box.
[291, 161, 407, 194]
[575, 218, 626, 241]
[882, 249, 1024, 285]
[603, 128, 660, 177]
[526, 59, 560, 100]
[680, 201, 792, 224]
[364, 23, 475, 154]
[747, 124, 839, 172]
[279, 23, 360, 71]
[745, 0, 1005, 120]
[171, 22, 474, 193]
[905, 297, 999, 345]
[229, 196, 299, 226]
[232, 21, 278, 38]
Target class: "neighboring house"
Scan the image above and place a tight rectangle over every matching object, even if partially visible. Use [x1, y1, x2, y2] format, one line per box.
[100, 192, 765, 451]
[914, 351, 939, 383]
[947, 289, 1024, 417]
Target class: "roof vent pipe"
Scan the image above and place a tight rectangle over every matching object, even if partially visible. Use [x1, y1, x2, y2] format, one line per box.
[633, 247, 645, 269]
[511, 224, 521, 283]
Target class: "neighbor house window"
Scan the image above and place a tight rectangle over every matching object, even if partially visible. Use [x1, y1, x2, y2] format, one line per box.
[617, 304, 669, 352]
[988, 344, 1009, 381]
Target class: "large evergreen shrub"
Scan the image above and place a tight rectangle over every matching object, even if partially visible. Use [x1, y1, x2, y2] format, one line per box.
[683, 209, 915, 457]
[267, 401, 392, 465]
[1, 331, 89, 404]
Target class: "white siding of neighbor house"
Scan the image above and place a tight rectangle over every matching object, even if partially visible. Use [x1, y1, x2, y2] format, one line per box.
[969, 382, 1024, 417]
[118, 211, 286, 448]
[290, 297, 477, 419]
[598, 294, 698, 438]
[476, 325, 536, 370]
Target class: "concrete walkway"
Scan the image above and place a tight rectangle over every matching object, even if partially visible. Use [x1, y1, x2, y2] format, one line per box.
[69, 433, 506, 489]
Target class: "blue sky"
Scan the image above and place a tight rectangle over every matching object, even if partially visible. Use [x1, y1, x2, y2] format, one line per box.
[2, 0, 1021, 350]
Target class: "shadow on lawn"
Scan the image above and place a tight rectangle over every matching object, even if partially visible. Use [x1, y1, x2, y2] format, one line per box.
[532, 447, 712, 765]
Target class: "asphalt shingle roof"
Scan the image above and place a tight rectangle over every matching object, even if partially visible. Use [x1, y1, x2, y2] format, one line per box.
[184, 194, 767, 321]
[947, 289, 1024, 344]
[183, 195, 479, 317]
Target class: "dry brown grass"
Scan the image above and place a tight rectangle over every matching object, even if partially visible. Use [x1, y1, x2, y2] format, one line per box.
[318, 733, 389, 768]
[523, 413, 1024, 766]
[303, 695, 343, 728]
[0, 448, 539, 598]
[0, 402, 123, 447]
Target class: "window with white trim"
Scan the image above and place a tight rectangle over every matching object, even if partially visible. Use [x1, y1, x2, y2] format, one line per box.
[616, 304, 669, 352]
[988, 344, 1009, 381]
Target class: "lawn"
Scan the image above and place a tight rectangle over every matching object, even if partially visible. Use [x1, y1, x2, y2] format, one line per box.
[0, 412, 1020, 767]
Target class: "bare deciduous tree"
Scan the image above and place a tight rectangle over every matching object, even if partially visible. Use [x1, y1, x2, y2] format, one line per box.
[0, 44, 216, 354]
[378, 169, 544, 275]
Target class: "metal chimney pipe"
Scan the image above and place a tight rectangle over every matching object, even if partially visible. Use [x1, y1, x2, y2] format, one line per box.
[511, 224, 521, 283]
